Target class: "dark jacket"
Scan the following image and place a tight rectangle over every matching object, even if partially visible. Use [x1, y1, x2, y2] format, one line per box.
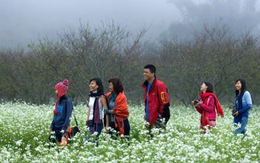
[50, 97, 73, 131]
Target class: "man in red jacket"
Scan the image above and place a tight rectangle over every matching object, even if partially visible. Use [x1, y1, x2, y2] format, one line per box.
[142, 64, 170, 134]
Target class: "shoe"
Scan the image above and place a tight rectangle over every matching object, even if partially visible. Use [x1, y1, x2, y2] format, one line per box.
[145, 123, 150, 129]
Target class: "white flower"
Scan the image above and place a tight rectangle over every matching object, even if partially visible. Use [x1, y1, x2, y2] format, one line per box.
[15, 139, 22, 146]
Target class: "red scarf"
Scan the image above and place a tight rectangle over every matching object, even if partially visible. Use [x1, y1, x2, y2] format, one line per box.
[53, 97, 59, 115]
[200, 92, 224, 117]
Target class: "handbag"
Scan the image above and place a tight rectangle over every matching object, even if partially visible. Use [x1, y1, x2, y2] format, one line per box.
[71, 115, 80, 137]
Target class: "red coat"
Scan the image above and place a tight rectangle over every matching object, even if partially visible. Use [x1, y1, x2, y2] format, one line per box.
[105, 92, 129, 135]
[196, 92, 224, 129]
[105, 92, 129, 118]
[142, 78, 170, 125]
[196, 95, 216, 126]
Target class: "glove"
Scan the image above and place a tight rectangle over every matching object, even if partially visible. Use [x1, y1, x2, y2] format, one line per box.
[60, 130, 65, 134]
[104, 109, 109, 115]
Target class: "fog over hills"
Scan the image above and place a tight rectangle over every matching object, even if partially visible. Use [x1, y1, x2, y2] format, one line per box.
[0, 0, 259, 49]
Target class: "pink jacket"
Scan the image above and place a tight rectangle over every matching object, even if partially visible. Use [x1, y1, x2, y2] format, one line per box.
[196, 95, 216, 121]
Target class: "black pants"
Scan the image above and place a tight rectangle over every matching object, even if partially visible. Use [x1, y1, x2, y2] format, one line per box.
[51, 126, 62, 143]
[109, 122, 117, 139]
[123, 119, 130, 136]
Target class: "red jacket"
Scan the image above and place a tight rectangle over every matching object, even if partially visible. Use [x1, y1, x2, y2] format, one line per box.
[196, 92, 224, 128]
[196, 95, 216, 121]
[105, 91, 129, 135]
[105, 92, 129, 118]
[142, 78, 170, 125]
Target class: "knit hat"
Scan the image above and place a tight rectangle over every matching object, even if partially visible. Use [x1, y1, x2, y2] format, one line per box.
[55, 79, 69, 97]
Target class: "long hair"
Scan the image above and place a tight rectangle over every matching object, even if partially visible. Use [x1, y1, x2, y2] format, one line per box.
[235, 79, 246, 110]
[204, 82, 213, 93]
[108, 78, 124, 94]
[235, 79, 246, 96]
[89, 78, 104, 94]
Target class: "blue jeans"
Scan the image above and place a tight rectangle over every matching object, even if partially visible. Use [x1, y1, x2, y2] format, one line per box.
[234, 114, 248, 135]
[87, 123, 103, 146]
[89, 123, 103, 138]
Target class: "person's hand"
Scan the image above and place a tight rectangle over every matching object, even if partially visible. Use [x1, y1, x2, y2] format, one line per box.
[192, 101, 200, 107]
[194, 102, 201, 107]
[104, 109, 109, 115]
[233, 111, 239, 117]
[50, 128, 52, 132]
[192, 100, 201, 107]
[60, 130, 65, 134]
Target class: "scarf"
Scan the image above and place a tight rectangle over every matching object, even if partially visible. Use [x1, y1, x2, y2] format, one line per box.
[114, 116, 125, 135]
[89, 91, 103, 124]
[200, 92, 224, 117]
[93, 98, 102, 124]
[109, 93, 117, 103]
[89, 91, 103, 97]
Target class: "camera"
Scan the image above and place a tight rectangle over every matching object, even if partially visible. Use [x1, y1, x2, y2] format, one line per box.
[193, 99, 200, 105]
[232, 109, 237, 116]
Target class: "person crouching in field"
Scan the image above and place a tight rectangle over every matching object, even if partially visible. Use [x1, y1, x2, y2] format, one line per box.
[192, 82, 224, 133]
[50, 79, 73, 146]
[104, 78, 130, 141]
[85, 78, 108, 144]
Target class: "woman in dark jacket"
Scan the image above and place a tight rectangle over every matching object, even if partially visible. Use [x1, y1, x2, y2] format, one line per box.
[50, 79, 73, 146]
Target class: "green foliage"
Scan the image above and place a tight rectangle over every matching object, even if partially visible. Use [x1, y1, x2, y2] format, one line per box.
[0, 22, 260, 105]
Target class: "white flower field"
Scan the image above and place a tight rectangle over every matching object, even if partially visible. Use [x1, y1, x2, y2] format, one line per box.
[0, 102, 259, 162]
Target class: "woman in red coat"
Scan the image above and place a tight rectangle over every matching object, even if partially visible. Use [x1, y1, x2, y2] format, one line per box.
[192, 82, 224, 133]
[104, 78, 130, 139]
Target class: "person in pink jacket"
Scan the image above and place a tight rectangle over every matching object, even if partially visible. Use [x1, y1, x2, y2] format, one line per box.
[192, 82, 224, 133]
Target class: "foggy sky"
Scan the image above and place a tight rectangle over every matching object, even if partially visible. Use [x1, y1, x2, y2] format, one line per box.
[0, 0, 260, 49]
[165, 0, 260, 40]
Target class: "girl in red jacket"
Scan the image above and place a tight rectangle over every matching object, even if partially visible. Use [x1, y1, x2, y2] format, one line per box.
[192, 82, 224, 133]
